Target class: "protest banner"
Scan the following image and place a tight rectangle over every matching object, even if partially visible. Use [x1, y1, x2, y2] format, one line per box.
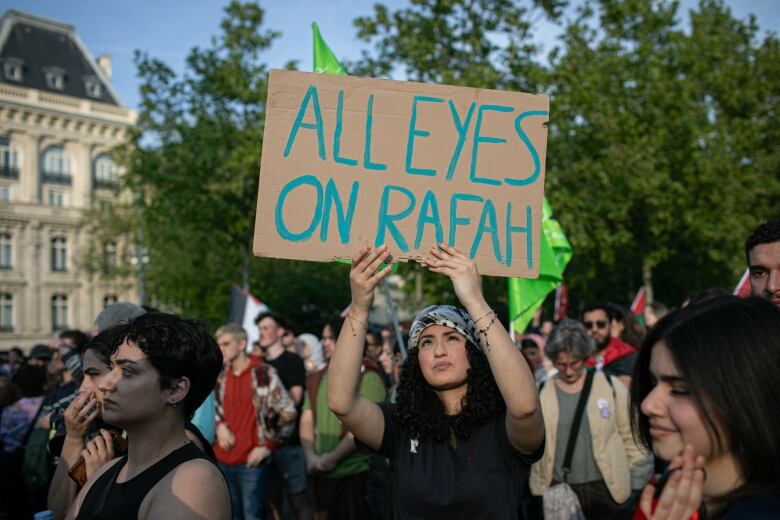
[253, 69, 549, 278]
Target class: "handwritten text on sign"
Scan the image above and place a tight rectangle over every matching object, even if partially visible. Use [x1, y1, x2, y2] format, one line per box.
[253, 70, 549, 278]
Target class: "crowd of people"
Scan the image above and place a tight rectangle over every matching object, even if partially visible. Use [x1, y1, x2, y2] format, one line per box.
[0, 217, 777, 520]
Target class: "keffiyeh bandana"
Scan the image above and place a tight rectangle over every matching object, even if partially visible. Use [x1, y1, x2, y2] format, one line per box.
[408, 305, 480, 352]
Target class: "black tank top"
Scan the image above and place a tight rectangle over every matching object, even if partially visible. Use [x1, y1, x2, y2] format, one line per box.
[76, 442, 214, 520]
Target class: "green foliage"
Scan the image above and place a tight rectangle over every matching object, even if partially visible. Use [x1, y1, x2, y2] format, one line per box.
[87, 0, 778, 331]
[547, 0, 780, 309]
[95, 2, 349, 332]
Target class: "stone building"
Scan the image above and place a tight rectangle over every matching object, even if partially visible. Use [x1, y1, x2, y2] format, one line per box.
[0, 10, 137, 350]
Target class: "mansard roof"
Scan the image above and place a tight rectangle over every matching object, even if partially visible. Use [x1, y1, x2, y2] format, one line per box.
[0, 10, 121, 106]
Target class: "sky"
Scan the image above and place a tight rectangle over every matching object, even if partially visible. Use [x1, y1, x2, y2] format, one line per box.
[3, 1, 778, 111]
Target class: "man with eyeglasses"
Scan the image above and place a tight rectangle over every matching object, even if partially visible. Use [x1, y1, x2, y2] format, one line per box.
[581, 303, 636, 387]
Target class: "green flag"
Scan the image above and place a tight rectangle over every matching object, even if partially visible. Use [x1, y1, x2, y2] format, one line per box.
[508, 198, 572, 333]
[313, 22, 346, 76]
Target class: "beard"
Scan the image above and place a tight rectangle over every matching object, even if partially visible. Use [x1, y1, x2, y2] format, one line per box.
[596, 335, 610, 351]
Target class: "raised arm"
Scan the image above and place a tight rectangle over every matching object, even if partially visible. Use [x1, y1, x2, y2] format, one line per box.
[422, 243, 544, 454]
[327, 245, 393, 451]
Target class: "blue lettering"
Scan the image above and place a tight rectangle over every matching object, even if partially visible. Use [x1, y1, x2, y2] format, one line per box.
[275, 175, 323, 242]
[333, 90, 358, 167]
[283, 85, 326, 161]
[505, 203, 533, 269]
[448, 193, 483, 247]
[414, 190, 443, 249]
[469, 199, 502, 263]
[506, 110, 549, 186]
[469, 104, 514, 186]
[405, 95, 444, 177]
[320, 179, 359, 244]
[375, 185, 417, 252]
[363, 94, 387, 171]
[446, 100, 475, 181]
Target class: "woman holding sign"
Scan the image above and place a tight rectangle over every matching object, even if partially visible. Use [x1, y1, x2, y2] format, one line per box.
[327, 243, 544, 518]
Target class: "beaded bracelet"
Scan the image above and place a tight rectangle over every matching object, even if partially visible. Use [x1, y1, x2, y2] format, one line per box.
[477, 311, 497, 351]
[347, 314, 368, 337]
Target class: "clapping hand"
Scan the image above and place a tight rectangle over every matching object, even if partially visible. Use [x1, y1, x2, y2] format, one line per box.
[639, 444, 705, 519]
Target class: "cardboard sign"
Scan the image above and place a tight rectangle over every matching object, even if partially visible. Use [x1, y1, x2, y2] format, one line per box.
[253, 70, 549, 278]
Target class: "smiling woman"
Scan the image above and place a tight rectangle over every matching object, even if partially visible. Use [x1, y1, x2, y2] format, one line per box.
[631, 296, 780, 519]
[327, 243, 545, 519]
[65, 313, 231, 520]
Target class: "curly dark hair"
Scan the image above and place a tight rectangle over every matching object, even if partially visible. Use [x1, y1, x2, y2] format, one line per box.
[395, 341, 505, 442]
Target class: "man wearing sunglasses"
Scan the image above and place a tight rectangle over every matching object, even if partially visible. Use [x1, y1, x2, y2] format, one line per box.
[581, 303, 636, 387]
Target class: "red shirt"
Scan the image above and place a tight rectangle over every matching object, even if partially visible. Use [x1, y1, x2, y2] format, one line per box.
[214, 357, 260, 466]
[585, 337, 636, 369]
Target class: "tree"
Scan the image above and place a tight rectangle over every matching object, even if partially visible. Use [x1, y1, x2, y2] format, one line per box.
[546, 0, 779, 308]
[350, 0, 561, 315]
[88, 2, 351, 331]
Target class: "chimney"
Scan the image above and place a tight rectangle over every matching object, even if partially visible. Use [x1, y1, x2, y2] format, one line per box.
[97, 54, 112, 81]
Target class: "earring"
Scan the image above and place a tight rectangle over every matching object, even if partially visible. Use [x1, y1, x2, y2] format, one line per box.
[168, 400, 178, 407]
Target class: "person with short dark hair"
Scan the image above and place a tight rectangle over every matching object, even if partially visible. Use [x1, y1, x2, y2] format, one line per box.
[66, 313, 230, 520]
[0, 363, 47, 519]
[745, 217, 780, 308]
[631, 296, 780, 518]
[328, 244, 544, 518]
[253, 312, 312, 519]
[582, 302, 637, 387]
[300, 313, 387, 519]
[28, 344, 54, 368]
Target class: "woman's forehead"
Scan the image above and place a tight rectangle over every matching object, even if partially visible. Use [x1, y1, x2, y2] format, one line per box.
[420, 324, 463, 338]
[112, 340, 146, 361]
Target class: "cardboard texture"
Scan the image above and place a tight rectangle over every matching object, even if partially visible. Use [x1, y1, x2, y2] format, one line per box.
[253, 69, 549, 278]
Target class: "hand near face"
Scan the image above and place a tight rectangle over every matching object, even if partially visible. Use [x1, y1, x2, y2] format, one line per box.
[349, 245, 393, 313]
[64, 392, 100, 439]
[82, 429, 116, 479]
[639, 444, 705, 519]
[216, 423, 235, 451]
[421, 243, 483, 309]
[246, 446, 270, 468]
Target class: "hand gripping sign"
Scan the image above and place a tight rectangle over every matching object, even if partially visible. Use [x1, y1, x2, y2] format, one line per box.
[253, 70, 549, 278]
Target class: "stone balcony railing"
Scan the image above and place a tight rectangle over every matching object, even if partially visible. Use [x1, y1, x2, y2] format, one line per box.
[0, 82, 137, 125]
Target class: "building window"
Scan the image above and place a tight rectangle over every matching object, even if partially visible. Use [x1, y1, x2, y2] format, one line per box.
[103, 294, 118, 308]
[0, 186, 9, 202]
[0, 293, 12, 332]
[51, 293, 68, 331]
[94, 155, 119, 189]
[42, 147, 72, 184]
[48, 190, 64, 207]
[0, 138, 20, 180]
[51, 236, 67, 272]
[84, 77, 102, 98]
[3, 61, 21, 81]
[0, 233, 11, 269]
[103, 241, 117, 273]
[45, 68, 65, 90]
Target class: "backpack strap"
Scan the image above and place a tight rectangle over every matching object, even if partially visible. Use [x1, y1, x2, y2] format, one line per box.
[562, 369, 594, 482]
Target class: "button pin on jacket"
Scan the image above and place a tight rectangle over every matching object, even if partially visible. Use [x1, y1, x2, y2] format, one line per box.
[597, 397, 611, 418]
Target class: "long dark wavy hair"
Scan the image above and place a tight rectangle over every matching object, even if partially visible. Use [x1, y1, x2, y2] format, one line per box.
[395, 340, 505, 442]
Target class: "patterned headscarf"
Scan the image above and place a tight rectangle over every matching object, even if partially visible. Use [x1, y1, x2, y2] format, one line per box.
[408, 305, 480, 352]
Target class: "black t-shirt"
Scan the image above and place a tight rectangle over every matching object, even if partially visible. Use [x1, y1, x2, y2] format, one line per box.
[266, 351, 306, 444]
[357, 402, 543, 519]
[721, 490, 780, 519]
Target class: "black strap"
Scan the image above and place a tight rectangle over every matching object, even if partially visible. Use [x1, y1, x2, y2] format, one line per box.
[91, 456, 126, 517]
[562, 369, 594, 482]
